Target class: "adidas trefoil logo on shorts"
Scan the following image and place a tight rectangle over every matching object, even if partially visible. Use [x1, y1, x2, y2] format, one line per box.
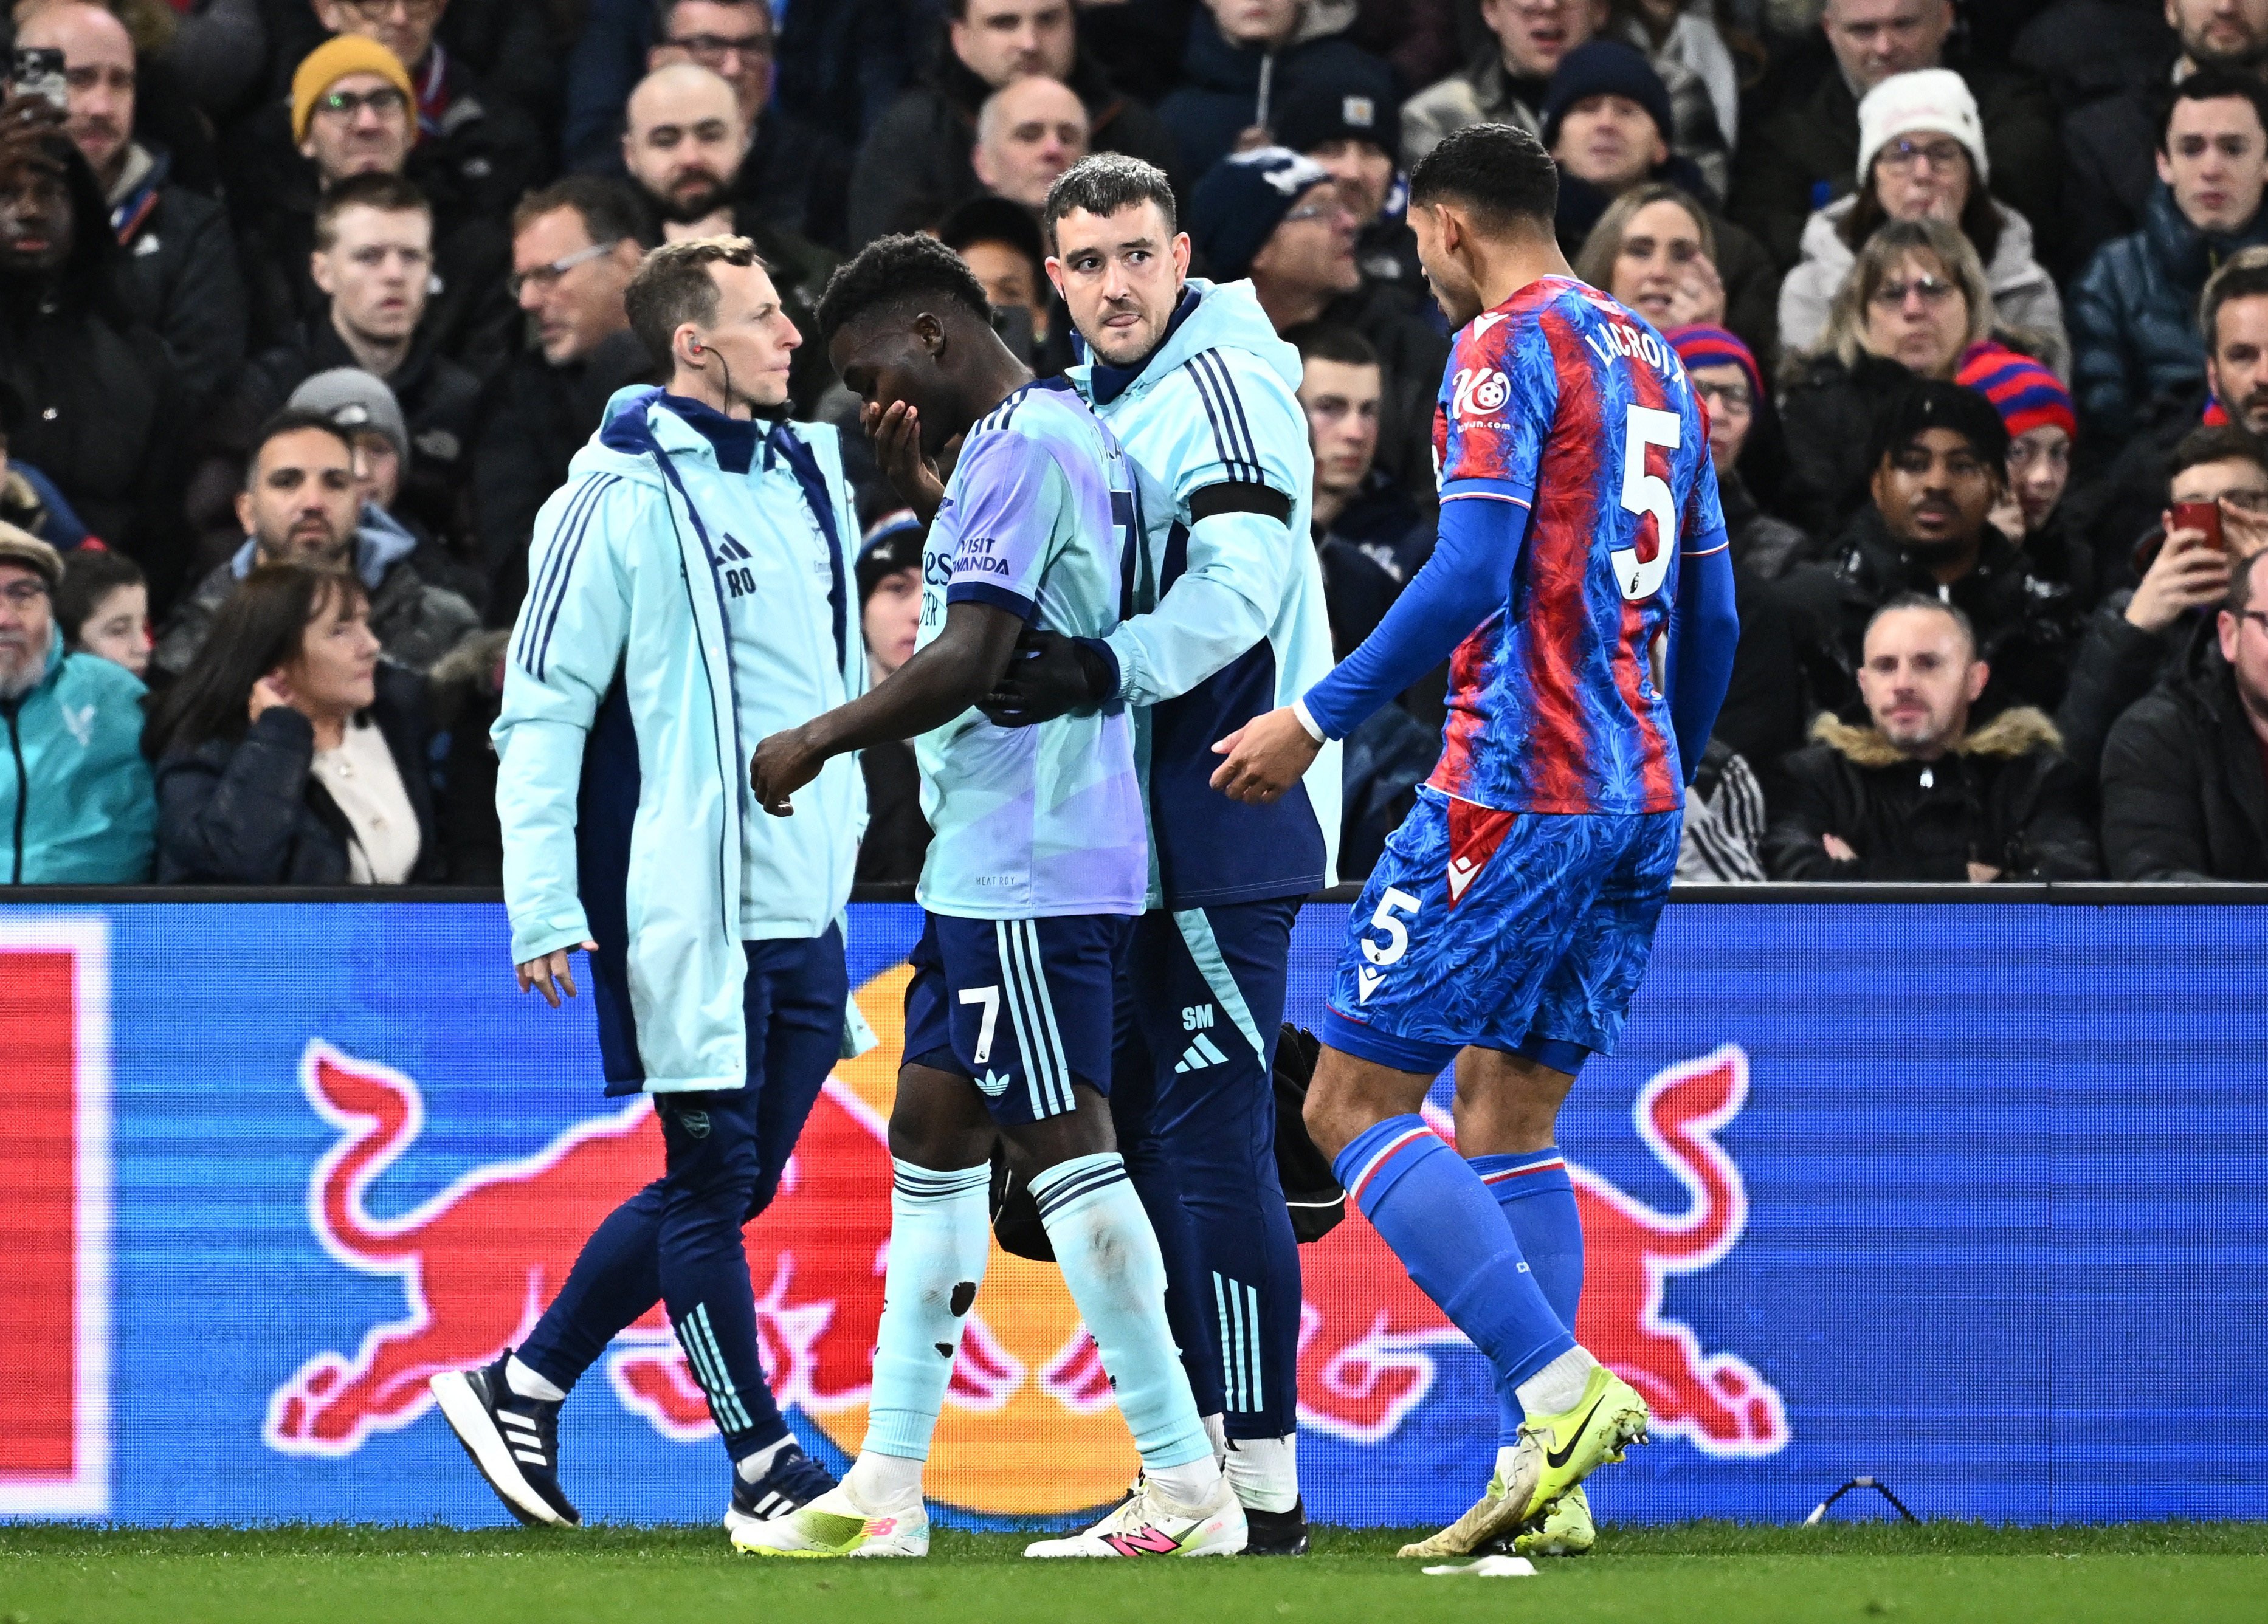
[976, 1067, 1013, 1098]
[1174, 1034, 1231, 1073]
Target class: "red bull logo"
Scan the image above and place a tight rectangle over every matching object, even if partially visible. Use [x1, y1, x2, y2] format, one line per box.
[269, 982, 1785, 1513]
[1294, 1044, 1789, 1456]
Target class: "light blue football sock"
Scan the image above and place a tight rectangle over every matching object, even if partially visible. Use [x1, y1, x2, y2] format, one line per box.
[860, 1158, 992, 1462]
[1032, 1152, 1215, 1474]
[1334, 1116, 1576, 1402]
[1470, 1149, 1585, 1446]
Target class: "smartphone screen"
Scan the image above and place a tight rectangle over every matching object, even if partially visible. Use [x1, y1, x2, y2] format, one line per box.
[9, 47, 67, 112]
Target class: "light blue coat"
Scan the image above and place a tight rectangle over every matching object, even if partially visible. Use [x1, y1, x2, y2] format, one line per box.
[492, 390, 866, 1093]
[0, 626, 154, 884]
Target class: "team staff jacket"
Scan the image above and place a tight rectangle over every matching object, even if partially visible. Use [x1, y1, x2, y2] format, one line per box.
[494, 388, 867, 1093]
[1070, 278, 1342, 909]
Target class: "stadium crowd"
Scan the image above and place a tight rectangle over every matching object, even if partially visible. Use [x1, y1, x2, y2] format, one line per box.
[1, 0, 2266, 891]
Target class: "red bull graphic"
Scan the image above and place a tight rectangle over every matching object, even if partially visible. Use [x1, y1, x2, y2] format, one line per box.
[7, 898, 2259, 1527]
[1292, 1044, 1787, 1456]
[265, 1013, 1786, 1512]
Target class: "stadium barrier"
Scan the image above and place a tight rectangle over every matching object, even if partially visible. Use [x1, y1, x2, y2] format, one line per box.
[1, 888, 2264, 1527]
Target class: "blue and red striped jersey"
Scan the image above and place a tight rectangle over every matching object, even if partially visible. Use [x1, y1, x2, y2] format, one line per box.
[1429, 276, 1725, 816]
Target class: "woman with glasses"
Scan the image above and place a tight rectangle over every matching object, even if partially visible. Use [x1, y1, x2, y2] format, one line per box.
[1777, 70, 2065, 374]
[1775, 218, 1997, 537]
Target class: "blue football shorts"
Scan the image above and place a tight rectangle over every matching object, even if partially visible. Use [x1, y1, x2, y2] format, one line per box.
[1322, 788, 1681, 1076]
[902, 911, 1134, 1125]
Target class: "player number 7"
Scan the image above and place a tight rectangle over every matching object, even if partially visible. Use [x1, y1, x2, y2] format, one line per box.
[959, 985, 1002, 1064]
[1616, 405, 1681, 603]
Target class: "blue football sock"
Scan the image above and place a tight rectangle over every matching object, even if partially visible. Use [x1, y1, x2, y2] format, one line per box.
[1470, 1149, 1584, 1445]
[1032, 1153, 1214, 1474]
[861, 1159, 993, 1462]
[1335, 1116, 1576, 1396]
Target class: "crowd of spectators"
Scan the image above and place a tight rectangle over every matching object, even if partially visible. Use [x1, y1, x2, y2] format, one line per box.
[2, 0, 2267, 892]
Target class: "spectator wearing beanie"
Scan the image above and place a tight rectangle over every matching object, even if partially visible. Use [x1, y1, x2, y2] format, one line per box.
[1154, 0, 1394, 185]
[1544, 42, 1777, 337]
[232, 0, 548, 237]
[1664, 321, 1810, 807]
[1779, 71, 2067, 377]
[1669, 323, 1810, 579]
[1190, 146, 1448, 494]
[229, 35, 514, 371]
[1274, 79, 1425, 303]
[852, 515, 931, 887]
[1956, 342, 2088, 600]
[1779, 379, 2084, 723]
[1727, 0, 2060, 273]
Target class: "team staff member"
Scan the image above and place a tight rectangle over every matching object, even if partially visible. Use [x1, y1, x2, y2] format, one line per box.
[430, 236, 869, 1541]
[985, 151, 1342, 1553]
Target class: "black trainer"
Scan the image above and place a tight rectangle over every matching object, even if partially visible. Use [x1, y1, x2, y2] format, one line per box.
[429, 1353, 581, 1527]
[724, 1442, 839, 1535]
[1242, 1497, 1311, 1555]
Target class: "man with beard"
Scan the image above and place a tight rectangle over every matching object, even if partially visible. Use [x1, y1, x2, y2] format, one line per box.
[1782, 381, 2084, 721]
[564, 0, 853, 250]
[1765, 596, 2098, 881]
[16, 2, 246, 411]
[0, 527, 154, 885]
[621, 64, 835, 409]
[2063, 0, 2268, 273]
[156, 409, 476, 681]
[0, 94, 186, 599]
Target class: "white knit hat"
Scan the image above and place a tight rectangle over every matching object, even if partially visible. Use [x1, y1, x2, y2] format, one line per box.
[1855, 68, 1988, 186]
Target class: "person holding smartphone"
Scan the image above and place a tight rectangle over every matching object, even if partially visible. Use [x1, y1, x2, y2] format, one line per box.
[2056, 424, 2268, 783]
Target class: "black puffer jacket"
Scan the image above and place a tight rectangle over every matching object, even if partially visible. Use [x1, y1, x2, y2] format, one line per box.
[2069, 184, 2268, 443]
[153, 664, 441, 885]
[848, 47, 1180, 246]
[108, 143, 248, 411]
[2053, 591, 2216, 788]
[1778, 507, 2087, 721]
[2100, 644, 2268, 880]
[1765, 707, 2101, 881]
[0, 137, 188, 598]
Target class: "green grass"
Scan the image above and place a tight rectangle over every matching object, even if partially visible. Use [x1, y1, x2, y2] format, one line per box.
[2, 1522, 2264, 1624]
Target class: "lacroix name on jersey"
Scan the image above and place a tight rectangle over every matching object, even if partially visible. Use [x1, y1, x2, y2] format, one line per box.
[1584, 319, 1688, 399]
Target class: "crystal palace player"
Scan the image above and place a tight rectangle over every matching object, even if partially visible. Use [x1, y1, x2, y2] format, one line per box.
[1212, 122, 1740, 1558]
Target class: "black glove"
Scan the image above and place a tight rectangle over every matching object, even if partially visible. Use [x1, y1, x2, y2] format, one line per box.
[977, 628, 1116, 727]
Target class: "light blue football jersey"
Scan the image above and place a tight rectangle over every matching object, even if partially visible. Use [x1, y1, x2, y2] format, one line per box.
[914, 377, 1146, 920]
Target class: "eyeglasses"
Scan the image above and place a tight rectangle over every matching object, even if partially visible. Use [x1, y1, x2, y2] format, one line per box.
[2180, 486, 2268, 513]
[663, 32, 774, 66]
[0, 579, 49, 608]
[1870, 274, 1959, 308]
[1693, 380, 1752, 414]
[315, 86, 410, 121]
[2007, 438, 2070, 472]
[337, 0, 446, 20]
[1877, 137, 1966, 173]
[1283, 200, 1350, 226]
[508, 238, 624, 298]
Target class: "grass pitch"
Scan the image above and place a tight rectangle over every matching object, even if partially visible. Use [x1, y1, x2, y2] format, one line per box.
[3, 1522, 2263, 1624]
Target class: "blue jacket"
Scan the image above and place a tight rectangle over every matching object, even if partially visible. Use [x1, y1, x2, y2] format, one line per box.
[1, 627, 154, 884]
[1156, 10, 1395, 185]
[493, 390, 867, 1094]
[2070, 184, 2268, 441]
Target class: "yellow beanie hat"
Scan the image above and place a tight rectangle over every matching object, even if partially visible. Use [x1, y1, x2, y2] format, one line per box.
[291, 35, 416, 146]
